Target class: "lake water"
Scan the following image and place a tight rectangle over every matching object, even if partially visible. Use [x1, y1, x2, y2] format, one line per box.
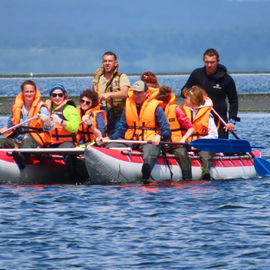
[1, 73, 270, 97]
[0, 112, 270, 269]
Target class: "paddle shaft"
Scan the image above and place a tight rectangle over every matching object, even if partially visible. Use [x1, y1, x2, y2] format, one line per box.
[0, 115, 39, 135]
[211, 108, 240, 139]
[102, 139, 186, 146]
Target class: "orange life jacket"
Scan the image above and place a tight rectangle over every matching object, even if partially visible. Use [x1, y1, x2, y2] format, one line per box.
[76, 104, 107, 144]
[148, 87, 160, 97]
[182, 97, 213, 142]
[8, 90, 51, 147]
[128, 86, 159, 98]
[46, 99, 77, 145]
[163, 94, 186, 142]
[124, 91, 162, 141]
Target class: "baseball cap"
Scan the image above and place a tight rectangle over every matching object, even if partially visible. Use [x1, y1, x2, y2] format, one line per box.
[132, 80, 148, 92]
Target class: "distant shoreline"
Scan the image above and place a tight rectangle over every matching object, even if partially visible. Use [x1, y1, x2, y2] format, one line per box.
[0, 71, 270, 78]
[0, 93, 269, 115]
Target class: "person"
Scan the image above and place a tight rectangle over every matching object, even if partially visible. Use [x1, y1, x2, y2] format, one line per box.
[46, 84, 80, 180]
[181, 48, 239, 138]
[156, 86, 194, 180]
[0, 80, 53, 169]
[141, 71, 161, 89]
[182, 85, 218, 180]
[92, 51, 130, 135]
[46, 84, 79, 148]
[76, 89, 107, 145]
[96, 80, 171, 182]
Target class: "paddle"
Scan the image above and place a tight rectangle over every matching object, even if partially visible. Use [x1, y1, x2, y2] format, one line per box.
[0, 115, 39, 135]
[212, 108, 270, 177]
[188, 138, 252, 153]
[102, 138, 249, 153]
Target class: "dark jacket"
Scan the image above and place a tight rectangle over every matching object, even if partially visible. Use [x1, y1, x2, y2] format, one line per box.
[181, 64, 239, 123]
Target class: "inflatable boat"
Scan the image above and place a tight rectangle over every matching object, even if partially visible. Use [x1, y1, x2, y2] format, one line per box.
[0, 139, 268, 185]
[84, 145, 259, 184]
[0, 148, 87, 185]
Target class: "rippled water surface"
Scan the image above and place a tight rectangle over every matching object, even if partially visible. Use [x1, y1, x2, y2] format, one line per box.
[1, 73, 270, 96]
[0, 113, 270, 269]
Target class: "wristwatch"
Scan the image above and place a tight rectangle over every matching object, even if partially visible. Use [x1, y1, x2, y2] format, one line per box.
[229, 119, 236, 125]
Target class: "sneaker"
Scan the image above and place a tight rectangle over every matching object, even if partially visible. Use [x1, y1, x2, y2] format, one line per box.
[201, 168, 211, 180]
[202, 172, 210, 180]
[12, 151, 26, 170]
[142, 163, 151, 180]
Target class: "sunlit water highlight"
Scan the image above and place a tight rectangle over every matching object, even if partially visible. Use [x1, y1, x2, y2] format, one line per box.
[1, 73, 270, 96]
[0, 74, 270, 269]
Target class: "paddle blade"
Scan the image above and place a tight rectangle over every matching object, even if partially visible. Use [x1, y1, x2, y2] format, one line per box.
[189, 138, 252, 153]
[254, 156, 270, 177]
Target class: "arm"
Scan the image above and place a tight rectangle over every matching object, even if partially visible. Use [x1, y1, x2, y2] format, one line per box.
[96, 109, 127, 145]
[175, 106, 194, 143]
[181, 127, 194, 143]
[226, 78, 239, 121]
[203, 114, 218, 139]
[99, 74, 130, 101]
[91, 126, 102, 139]
[40, 106, 53, 131]
[96, 112, 106, 137]
[62, 105, 80, 133]
[153, 106, 171, 145]
[222, 77, 239, 132]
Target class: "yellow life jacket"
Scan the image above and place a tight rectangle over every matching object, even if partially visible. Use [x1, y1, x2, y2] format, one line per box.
[9, 90, 51, 147]
[124, 91, 162, 141]
[46, 99, 77, 145]
[92, 66, 125, 119]
[182, 97, 213, 142]
[76, 104, 107, 144]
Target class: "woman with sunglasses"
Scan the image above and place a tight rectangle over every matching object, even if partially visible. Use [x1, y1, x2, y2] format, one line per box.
[46, 84, 79, 148]
[76, 89, 107, 145]
[46, 84, 81, 181]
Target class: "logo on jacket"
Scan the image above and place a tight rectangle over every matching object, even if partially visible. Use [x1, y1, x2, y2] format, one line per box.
[213, 84, 222, 90]
[113, 80, 119, 87]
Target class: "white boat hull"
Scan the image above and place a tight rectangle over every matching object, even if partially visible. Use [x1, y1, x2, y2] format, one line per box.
[85, 146, 258, 184]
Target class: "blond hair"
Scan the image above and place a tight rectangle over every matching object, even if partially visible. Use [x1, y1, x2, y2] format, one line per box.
[183, 85, 208, 107]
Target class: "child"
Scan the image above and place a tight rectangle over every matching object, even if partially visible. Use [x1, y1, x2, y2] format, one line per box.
[182, 85, 218, 180]
[156, 86, 194, 180]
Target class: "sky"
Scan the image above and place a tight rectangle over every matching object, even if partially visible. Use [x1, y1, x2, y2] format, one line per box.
[0, 0, 270, 75]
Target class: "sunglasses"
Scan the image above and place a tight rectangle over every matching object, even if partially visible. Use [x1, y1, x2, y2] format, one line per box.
[52, 93, 64, 98]
[80, 99, 91, 106]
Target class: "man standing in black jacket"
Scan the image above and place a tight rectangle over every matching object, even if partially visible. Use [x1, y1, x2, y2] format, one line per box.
[181, 48, 239, 138]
